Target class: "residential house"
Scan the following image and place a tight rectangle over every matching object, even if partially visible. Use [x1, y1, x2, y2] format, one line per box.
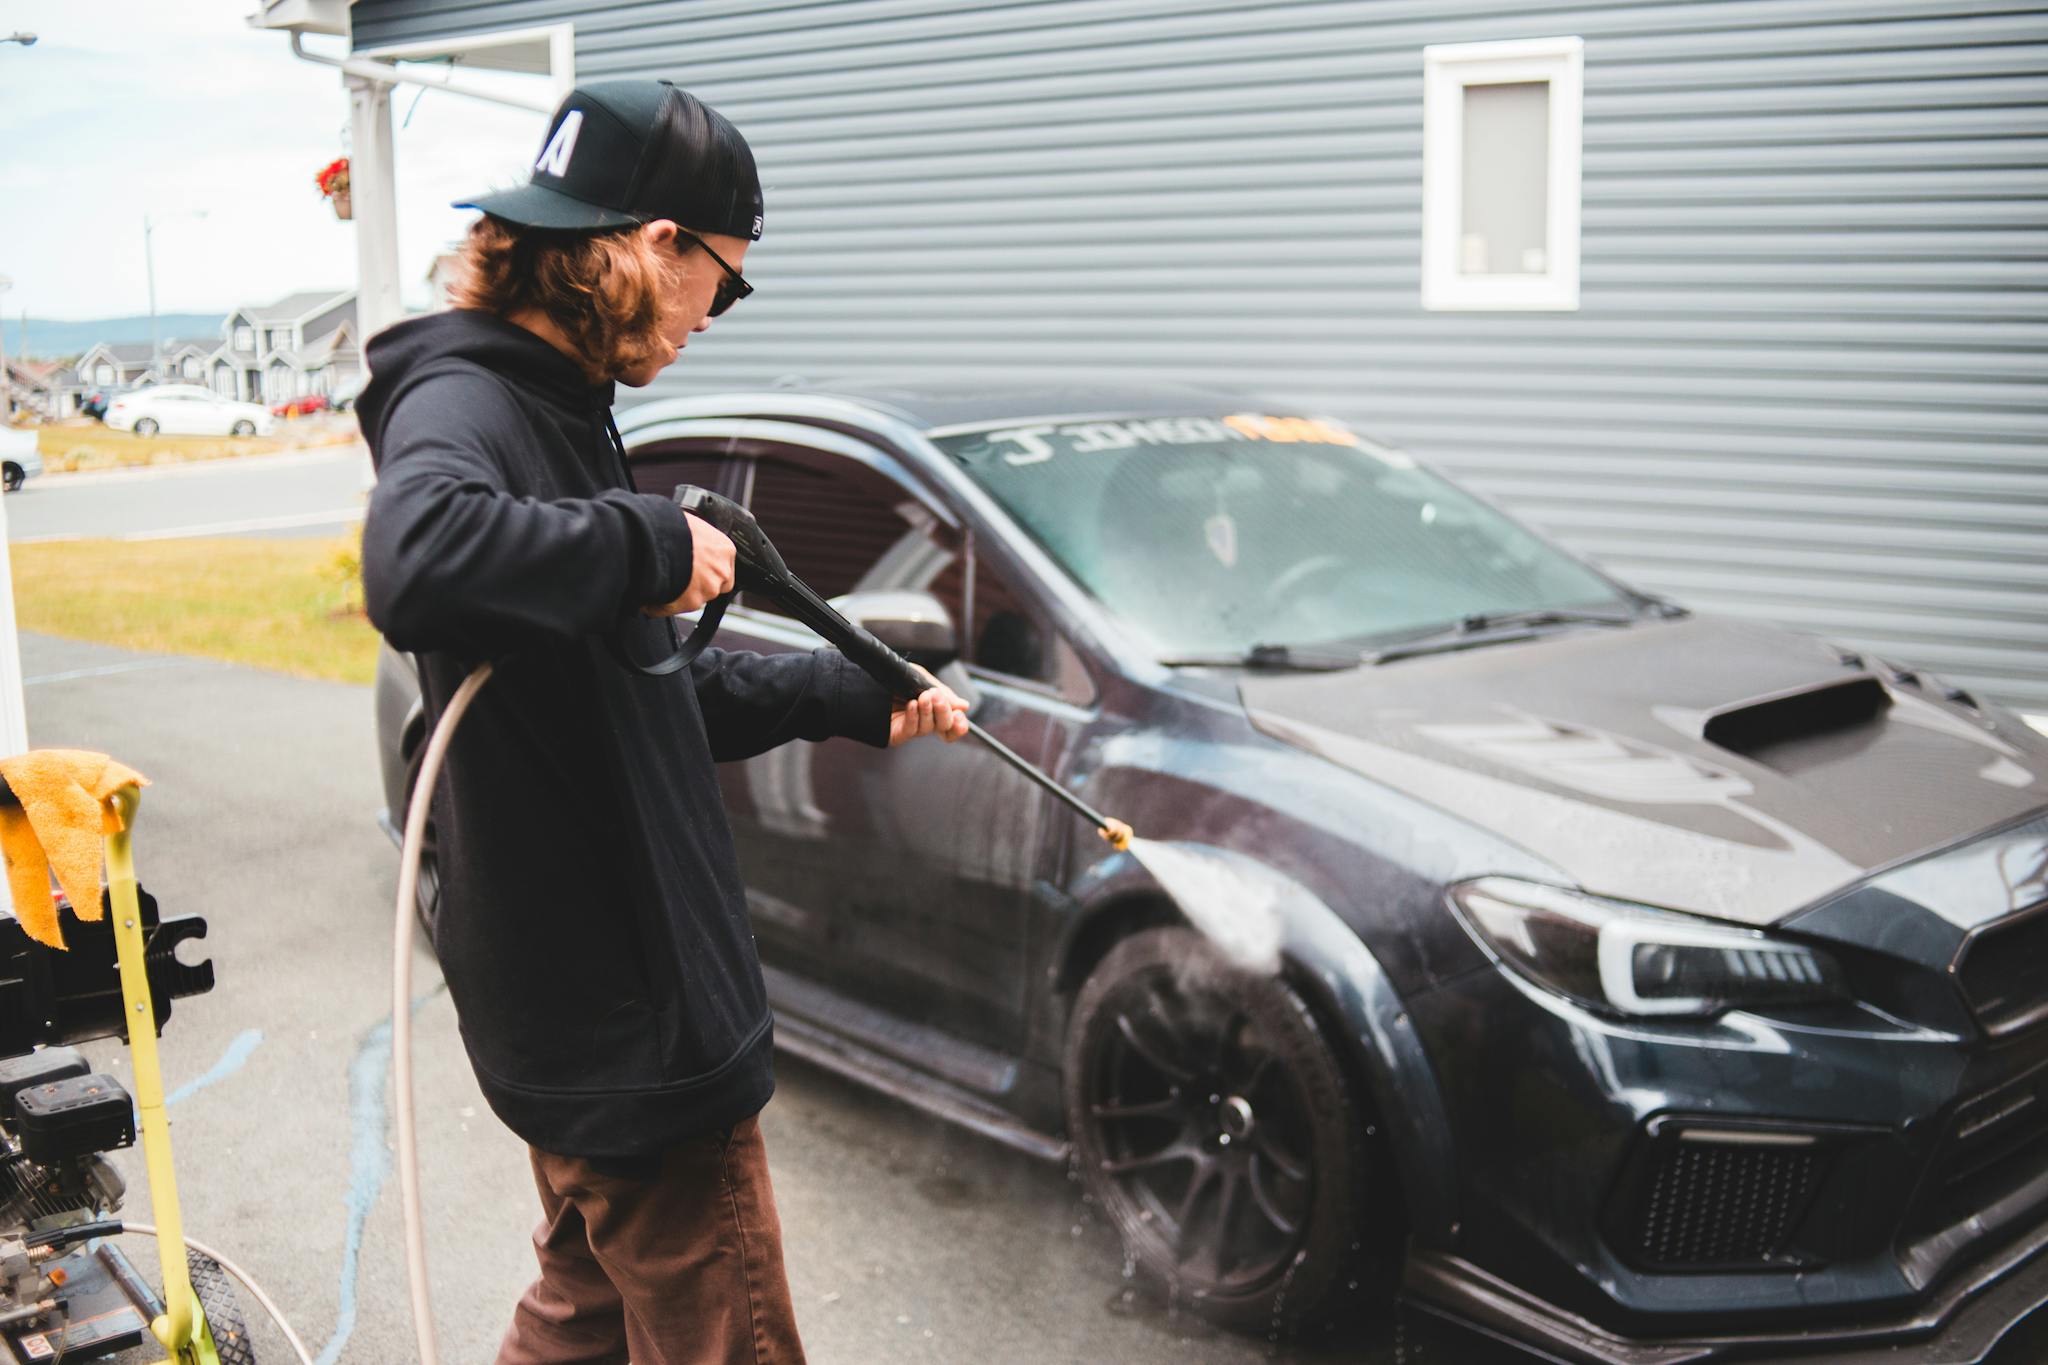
[319, 3, 2048, 712]
[3, 360, 85, 420]
[71, 342, 156, 394]
[157, 339, 214, 387]
[206, 289, 360, 404]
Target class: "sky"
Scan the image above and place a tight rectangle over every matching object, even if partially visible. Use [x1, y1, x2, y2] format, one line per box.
[0, 0, 550, 335]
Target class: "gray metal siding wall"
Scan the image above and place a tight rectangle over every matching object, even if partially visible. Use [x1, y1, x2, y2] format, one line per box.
[353, 0, 2048, 710]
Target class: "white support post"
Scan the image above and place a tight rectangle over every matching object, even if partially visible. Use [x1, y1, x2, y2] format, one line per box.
[347, 73, 404, 344]
[0, 487, 26, 918]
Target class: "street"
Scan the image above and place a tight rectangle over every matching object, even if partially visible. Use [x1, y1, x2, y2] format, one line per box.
[7, 444, 370, 544]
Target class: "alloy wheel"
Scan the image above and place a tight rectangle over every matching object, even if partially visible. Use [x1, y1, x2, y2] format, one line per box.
[1083, 963, 1319, 1293]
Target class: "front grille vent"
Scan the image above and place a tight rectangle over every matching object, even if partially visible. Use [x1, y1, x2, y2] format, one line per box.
[1956, 904, 2048, 1039]
[1634, 1137, 1820, 1268]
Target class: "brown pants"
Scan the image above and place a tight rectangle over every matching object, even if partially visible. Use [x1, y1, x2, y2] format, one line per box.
[495, 1115, 808, 1365]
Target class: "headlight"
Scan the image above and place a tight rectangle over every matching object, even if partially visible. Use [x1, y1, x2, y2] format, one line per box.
[1449, 877, 1848, 1018]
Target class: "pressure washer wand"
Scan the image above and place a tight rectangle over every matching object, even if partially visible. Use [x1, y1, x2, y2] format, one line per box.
[958, 717, 1131, 849]
[621, 487, 1135, 852]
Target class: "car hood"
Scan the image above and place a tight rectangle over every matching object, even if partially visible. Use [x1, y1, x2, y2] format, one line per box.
[1240, 616, 2048, 926]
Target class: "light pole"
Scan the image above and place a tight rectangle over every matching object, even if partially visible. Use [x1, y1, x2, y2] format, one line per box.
[143, 210, 208, 369]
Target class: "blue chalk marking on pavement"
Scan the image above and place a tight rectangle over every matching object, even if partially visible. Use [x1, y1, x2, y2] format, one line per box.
[165, 1029, 263, 1107]
[317, 989, 443, 1365]
[315, 1017, 391, 1365]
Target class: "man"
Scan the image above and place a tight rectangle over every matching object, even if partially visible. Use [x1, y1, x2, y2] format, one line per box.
[357, 79, 968, 1365]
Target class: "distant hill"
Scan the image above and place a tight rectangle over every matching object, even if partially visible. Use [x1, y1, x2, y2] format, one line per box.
[6, 313, 227, 360]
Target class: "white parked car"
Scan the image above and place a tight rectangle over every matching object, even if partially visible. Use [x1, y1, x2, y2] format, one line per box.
[105, 385, 276, 438]
[0, 427, 42, 493]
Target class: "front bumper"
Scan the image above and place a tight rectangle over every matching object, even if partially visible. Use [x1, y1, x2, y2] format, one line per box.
[1404, 1212, 2048, 1364]
[1404, 960, 2048, 1364]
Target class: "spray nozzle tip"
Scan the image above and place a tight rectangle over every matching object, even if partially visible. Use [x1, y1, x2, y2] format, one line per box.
[1099, 818, 1134, 852]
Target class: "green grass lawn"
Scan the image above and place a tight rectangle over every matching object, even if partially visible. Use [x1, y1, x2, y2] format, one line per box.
[11, 534, 378, 684]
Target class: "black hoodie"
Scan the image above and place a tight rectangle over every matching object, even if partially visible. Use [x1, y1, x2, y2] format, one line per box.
[358, 309, 892, 1157]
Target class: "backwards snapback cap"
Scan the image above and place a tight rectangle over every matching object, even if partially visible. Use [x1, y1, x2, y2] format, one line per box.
[454, 79, 763, 240]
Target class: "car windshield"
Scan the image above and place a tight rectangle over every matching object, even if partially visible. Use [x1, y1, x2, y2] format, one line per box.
[933, 413, 1634, 658]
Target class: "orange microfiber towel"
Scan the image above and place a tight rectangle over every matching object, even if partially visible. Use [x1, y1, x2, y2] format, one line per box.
[0, 749, 148, 949]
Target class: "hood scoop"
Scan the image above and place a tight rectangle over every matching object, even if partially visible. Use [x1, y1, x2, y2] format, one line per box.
[1701, 676, 1890, 772]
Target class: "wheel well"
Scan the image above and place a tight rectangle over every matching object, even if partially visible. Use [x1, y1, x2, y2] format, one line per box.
[1052, 892, 1178, 1000]
[1283, 954, 1418, 1246]
[1056, 893, 1408, 1121]
[1056, 894, 1419, 1262]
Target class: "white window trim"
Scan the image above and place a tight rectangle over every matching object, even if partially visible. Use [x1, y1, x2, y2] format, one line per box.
[1422, 36, 1583, 312]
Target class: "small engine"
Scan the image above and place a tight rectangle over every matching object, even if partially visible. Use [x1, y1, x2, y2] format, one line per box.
[0, 887, 214, 1361]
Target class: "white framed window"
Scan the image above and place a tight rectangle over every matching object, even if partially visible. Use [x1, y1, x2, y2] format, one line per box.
[235, 326, 254, 351]
[1422, 36, 1583, 311]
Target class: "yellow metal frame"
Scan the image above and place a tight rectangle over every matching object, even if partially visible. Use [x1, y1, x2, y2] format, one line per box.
[103, 784, 221, 1365]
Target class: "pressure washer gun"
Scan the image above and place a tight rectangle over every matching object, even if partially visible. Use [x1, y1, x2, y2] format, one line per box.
[613, 485, 1133, 851]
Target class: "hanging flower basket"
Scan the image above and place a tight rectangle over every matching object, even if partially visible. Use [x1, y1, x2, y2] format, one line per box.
[316, 157, 352, 220]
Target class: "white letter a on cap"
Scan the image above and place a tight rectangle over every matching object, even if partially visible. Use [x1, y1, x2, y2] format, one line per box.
[535, 110, 583, 178]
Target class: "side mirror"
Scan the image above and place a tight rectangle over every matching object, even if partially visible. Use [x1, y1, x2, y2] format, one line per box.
[832, 590, 958, 662]
[829, 590, 978, 710]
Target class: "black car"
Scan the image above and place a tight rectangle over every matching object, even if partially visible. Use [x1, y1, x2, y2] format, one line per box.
[375, 381, 2048, 1362]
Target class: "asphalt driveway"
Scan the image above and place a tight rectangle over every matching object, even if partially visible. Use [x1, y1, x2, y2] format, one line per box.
[20, 630, 1503, 1365]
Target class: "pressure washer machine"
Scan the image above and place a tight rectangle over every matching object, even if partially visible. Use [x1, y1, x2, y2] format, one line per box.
[0, 780, 272, 1364]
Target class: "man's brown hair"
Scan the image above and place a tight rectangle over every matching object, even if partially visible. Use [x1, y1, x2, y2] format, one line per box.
[450, 215, 688, 383]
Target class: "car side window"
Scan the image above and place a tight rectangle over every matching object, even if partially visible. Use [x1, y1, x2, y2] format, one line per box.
[729, 442, 1093, 702]
[972, 560, 1094, 703]
[624, 436, 740, 503]
[967, 560, 1047, 683]
[738, 446, 945, 617]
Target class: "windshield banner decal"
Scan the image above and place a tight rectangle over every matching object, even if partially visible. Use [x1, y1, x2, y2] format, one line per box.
[977, 415, 1360, 465]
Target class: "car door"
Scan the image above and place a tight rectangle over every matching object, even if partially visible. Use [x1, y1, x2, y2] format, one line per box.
[707, 424, 1078, 1054]
[140, 392, 181, 433]
[178, 391, 218, 434]
[190, 392, 232, 434]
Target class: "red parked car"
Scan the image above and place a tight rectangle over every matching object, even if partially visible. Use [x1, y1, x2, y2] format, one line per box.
[271, 394, 331, 418]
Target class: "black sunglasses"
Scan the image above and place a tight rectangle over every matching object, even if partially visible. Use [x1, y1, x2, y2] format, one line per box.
[677, 229, 753, 317]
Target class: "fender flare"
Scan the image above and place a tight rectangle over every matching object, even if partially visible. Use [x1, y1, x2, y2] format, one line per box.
[1059, 844, 1460, 1245]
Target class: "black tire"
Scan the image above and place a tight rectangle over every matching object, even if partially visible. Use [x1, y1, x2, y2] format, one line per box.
[401, 739, 442, 946]
[133, 417, 159, 437]
[2, 464, 21, 493]
[231, 420, 256, 437]
[1063, 926, 1398, 1331]
[188, 1247, 256, 1364]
